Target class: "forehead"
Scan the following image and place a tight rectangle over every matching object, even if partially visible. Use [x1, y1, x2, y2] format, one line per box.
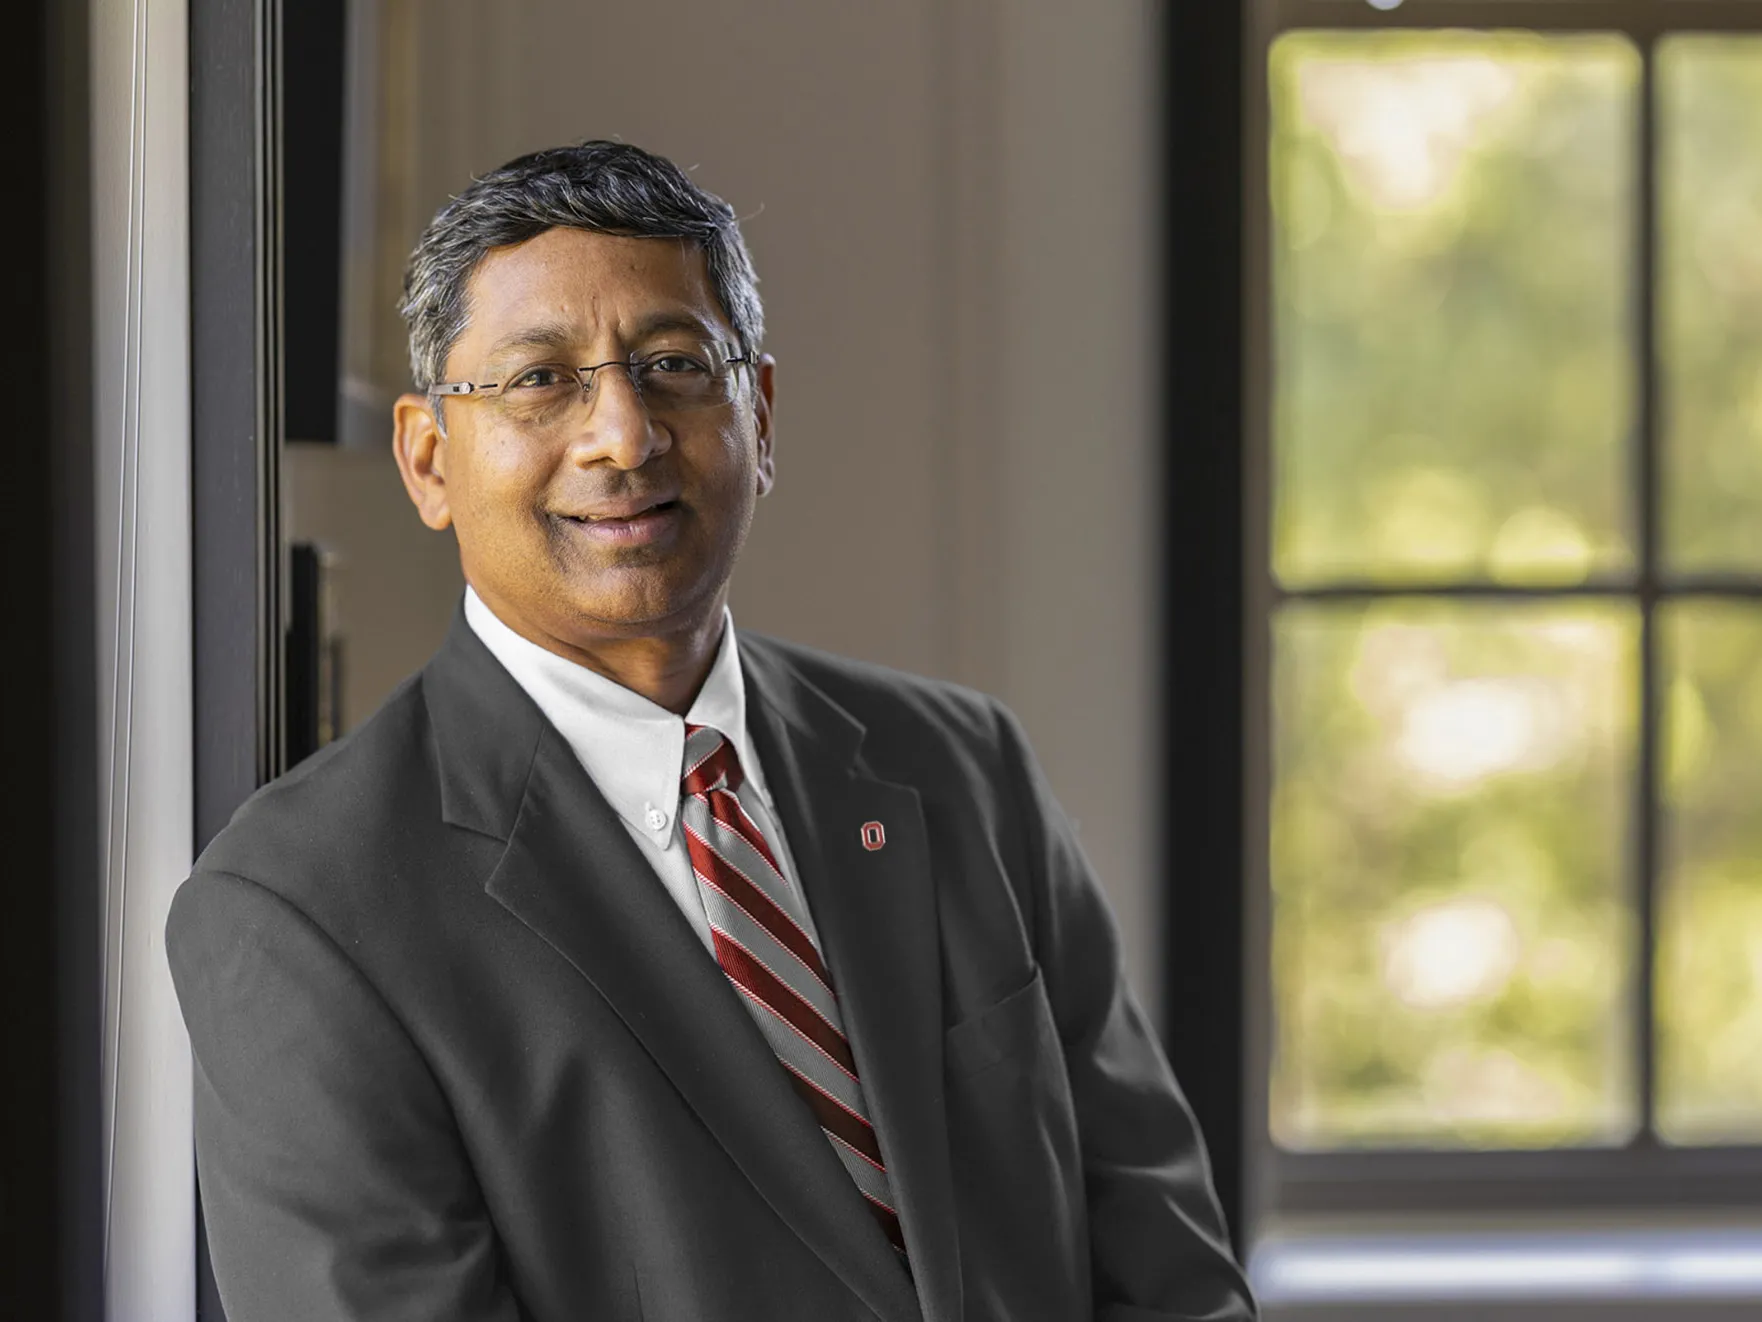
[455, 228, 728, 359]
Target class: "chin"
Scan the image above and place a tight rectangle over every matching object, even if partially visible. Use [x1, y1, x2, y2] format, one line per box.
[557, 572, 721, 636]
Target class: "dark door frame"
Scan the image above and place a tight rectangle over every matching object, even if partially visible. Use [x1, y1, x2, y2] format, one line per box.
[1161, 0, 1251, 1256]
[192, 0, 284, 848]
[191, 0, 285, 1314]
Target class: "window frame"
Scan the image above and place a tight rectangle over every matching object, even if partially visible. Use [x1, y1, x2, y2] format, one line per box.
[1246, 0, 1762, 1226]
[191, 0, 285, 1314]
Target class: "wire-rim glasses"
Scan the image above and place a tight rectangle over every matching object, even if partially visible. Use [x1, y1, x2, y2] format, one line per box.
[429, 340, 754, 429]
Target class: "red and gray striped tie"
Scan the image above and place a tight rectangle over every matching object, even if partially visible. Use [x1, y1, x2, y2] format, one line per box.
[680, 723, 906, 1256]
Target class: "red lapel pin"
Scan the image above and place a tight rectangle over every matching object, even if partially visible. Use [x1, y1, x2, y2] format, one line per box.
[860, 820, 886, 852]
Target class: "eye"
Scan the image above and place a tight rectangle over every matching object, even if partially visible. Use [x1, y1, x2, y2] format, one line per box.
[509, 364, 574, 390]
[644, 351, 711, 375]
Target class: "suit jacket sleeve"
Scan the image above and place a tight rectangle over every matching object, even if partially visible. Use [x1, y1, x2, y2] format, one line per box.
[166, 868, 525, 1322]
[992, 702, 1259, 1322]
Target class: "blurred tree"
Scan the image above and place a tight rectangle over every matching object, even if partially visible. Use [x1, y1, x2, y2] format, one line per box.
[1273, 602, 1636, 1147]
[1659, 605, 1762, 1142]
[1654, 39, 1762, 1146]
[1273, 32, 1637, 590]
[1269, 31, 1762, 1151]
[1662, 38, 1762, 572]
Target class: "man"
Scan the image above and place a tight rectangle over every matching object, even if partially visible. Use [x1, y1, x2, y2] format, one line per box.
[168, 140, 1257, 1322]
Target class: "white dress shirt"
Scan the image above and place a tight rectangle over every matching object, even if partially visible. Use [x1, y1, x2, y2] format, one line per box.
[463, 587, 820, 954]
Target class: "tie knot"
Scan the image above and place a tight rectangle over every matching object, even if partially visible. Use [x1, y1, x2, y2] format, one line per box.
[682, 723, 745, 797]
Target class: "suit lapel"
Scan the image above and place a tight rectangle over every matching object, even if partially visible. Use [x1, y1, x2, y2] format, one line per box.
[744, 640, 964, 1322]
[424, 613, 922, 1322]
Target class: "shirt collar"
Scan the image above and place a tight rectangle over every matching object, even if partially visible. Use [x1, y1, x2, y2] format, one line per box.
[462, 587, 767, 849]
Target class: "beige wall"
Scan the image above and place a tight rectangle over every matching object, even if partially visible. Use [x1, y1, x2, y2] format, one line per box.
[289, 0, 1164, 1006]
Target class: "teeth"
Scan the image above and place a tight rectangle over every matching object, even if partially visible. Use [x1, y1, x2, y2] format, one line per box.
[564, 504, 671, 522]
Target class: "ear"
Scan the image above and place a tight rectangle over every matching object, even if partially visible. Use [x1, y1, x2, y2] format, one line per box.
[753, 354, 777, 496]
[393, 392, 454, 531]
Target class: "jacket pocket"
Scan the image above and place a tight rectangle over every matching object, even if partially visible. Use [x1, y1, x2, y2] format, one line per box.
[942, 965, 1090, 1319]
[944, 965, 1059, 1081]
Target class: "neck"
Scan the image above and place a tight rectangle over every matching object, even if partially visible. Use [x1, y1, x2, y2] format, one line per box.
[476, 589, 729, 715]
[569, 626, 725, 715]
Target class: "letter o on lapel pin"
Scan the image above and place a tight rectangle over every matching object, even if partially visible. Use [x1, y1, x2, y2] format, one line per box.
[860, 820, 886, 852]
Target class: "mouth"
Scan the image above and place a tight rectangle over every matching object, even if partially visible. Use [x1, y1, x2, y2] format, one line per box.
[556, 498, 684, 547]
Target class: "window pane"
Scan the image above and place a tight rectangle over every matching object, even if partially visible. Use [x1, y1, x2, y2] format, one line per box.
[1658, 602, 1762, 1143]
[1271, 602, 1637, 1149]
[1271, 33, 1638, 587]
[1661, 38, 1762, 573]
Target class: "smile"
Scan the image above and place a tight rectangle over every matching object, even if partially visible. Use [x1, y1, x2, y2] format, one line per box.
[557, 500, 683, 547]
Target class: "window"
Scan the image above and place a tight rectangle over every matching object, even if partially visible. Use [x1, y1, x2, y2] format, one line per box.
[1255, 0, 1762, 1216]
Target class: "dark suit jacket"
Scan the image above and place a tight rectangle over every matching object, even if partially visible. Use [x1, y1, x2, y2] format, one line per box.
[167, 609, 1257, 1321]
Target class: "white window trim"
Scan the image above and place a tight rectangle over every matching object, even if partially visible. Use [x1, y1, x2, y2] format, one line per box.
[93, 0, 195, 1317]
[1254, 1225, 1762, 1308]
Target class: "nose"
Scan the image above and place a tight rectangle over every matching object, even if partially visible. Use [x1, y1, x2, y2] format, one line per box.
[568, 365, 671, 471]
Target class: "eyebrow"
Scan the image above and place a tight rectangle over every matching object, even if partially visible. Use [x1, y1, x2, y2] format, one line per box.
[627, 310, 725, 341]
[480, 321, 579, 365]
[478, 310, 730, 367]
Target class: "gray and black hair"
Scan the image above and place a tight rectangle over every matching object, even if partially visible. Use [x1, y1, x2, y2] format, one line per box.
[398, 139, 764, 393]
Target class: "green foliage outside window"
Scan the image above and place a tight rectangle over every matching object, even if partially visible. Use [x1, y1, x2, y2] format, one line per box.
[1273, 602, 1636, 1148]
[1272, 32, 1637, 591]
[1270, 32, 1762, 1151]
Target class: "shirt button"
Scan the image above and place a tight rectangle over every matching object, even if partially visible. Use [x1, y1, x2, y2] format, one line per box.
[644, 805, 669, 832]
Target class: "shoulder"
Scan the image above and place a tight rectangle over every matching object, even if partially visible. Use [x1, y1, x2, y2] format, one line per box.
[740, 631, 1005, 743]
[191, 672, 441, 893]
[736, 631, 1034, 802]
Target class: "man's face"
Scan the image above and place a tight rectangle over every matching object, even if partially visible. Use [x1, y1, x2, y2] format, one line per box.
[397, 227, 774, 655]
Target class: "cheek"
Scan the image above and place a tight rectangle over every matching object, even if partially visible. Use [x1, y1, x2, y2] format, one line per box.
[453, 432, 552, 531]
[698, 425, 764, 513]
